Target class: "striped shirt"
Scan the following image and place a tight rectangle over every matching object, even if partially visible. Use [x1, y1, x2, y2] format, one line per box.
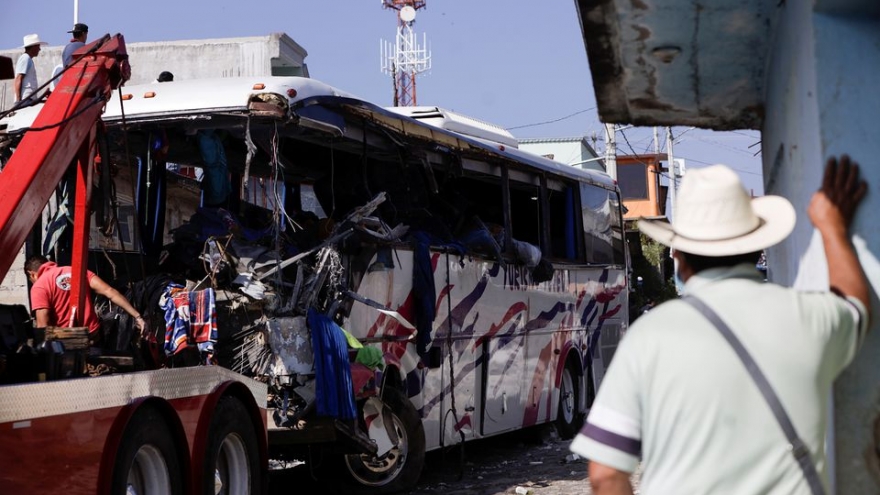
[571, 263, 867, 494]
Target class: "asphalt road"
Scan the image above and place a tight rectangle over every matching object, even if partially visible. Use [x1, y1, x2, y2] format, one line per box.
[269, 425, 603, 495]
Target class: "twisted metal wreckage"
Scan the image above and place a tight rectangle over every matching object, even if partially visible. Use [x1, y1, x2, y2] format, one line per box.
[0, 76, 627, 492]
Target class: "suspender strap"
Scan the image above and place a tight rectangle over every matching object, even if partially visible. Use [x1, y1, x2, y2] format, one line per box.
[681, 295, 826, 495]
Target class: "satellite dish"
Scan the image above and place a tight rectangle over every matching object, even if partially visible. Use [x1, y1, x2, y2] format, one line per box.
[400, 5, 416, 22]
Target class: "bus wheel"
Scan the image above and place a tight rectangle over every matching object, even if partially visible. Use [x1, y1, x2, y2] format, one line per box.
[343, 388, 426, 494]
[112, 405, 184, 495]
[203, 396, 261, 495]
[556, 365, 583, 439]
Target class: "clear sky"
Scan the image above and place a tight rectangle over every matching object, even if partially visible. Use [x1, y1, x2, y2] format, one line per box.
[1, 0, 764, 194]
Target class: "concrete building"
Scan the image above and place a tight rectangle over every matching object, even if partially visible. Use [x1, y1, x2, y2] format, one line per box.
[575, 0, 880, 491]
[518, 136, 605, 173]
[0, 32, 308, 111]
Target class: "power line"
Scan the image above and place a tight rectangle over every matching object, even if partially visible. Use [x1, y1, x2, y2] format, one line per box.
[507, 107, 597, 130]
[618, 129, 651, 167]
[687, 135, 760, 158]
[728, 130, 760, 138]
[674, 154, 763, 176]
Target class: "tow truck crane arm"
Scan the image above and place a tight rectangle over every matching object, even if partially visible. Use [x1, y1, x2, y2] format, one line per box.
[0, 34, 129, 325]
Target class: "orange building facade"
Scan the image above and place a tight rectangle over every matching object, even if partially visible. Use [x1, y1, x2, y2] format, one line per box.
[617, 153, 668, 221]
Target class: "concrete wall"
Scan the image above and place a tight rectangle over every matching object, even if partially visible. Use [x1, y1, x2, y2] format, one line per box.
[0, 250, 29, 306]
[0, 32, 308, 111]
[762, 3, 880, 491]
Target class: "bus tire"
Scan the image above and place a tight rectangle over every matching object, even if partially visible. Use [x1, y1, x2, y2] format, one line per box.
[343, 388, 426, 493]
[556, 363, 584, 439]
[111, 405, 184, 495]
[202, 396, 261, 495]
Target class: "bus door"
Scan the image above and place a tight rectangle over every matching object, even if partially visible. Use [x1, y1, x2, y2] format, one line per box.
[438, 251, 478, 445]
[478, 260, 527, 437]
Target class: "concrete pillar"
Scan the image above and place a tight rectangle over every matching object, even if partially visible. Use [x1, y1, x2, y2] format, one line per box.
[762, 3, 880, 492]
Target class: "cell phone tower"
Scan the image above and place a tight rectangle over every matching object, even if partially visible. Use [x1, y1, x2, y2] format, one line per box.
[381, 0, 431, 107]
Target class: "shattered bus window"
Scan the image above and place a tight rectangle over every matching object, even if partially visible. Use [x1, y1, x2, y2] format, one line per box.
[0, 76, 630, 493]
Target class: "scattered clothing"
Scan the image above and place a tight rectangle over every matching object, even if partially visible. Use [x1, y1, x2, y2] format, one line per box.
[198, 130, 232, 207]
[161, 284, 218, 364]
[411, 231, 465, 358]
[308, 308, 356, 419]
[354, 346, 384, 370]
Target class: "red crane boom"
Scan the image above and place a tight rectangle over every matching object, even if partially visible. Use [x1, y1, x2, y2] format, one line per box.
[0, 34, 130, 324]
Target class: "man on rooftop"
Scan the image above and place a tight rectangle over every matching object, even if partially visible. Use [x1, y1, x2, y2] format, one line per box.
[62, 23, 89, 67]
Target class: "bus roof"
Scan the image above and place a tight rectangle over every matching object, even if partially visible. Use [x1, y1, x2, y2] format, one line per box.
[1, 75, 617, 191]
[0, 76, 353, 133]
[102, 76, 355, 123]
[296, 95, 618, 190]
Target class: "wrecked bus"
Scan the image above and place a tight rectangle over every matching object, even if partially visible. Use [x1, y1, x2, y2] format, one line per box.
[0, 75, 628, 493]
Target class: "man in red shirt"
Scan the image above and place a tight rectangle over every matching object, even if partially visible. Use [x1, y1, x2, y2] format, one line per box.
[25, 256, 145, 345]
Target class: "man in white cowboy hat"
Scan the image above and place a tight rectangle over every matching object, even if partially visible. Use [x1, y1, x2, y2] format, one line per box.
[571, 156, 870, 494]
[14, 33, 48, 103]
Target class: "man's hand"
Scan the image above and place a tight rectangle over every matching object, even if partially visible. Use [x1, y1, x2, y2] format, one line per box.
[808, 155, 871, 322]
[808, 155, 867, 235]
[134, 315, 146, 333]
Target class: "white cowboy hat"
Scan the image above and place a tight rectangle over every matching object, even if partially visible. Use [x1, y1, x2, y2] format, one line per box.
[638, 164, 795, 256]
[22, 34, 48, 49]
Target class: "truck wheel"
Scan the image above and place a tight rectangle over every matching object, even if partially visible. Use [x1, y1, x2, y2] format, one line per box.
[112, 405, 184, 495]
[343, 388, 426, 494]
[555, 364, 583, 439]
[203, 396, 261, 495]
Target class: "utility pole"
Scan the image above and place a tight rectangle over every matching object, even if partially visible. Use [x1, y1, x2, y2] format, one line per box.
[653, 126, 660, 155]
[604, 123, 617, 180]
[666, 126, 677, 271]
[666, 126, 676, 222]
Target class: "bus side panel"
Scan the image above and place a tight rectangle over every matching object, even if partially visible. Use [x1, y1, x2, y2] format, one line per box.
[521, 266, 579, 428]
[580, 268, 628, 391]
[345, 249, 628, 449]
[345, 249, 446, 449]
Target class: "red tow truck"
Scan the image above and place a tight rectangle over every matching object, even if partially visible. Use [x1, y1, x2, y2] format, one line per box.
[0, 35, 267, 495]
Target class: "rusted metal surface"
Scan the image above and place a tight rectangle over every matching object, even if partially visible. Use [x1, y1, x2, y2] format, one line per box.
[268, 317, 314, 376]
[574, 0, 768, 129]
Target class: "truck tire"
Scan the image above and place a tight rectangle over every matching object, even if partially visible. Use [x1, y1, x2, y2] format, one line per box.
[111, 405, 184, 495]
[555, 363, 584, 439]
[202, 396, 261, 495]
[342, 388, 426, 494]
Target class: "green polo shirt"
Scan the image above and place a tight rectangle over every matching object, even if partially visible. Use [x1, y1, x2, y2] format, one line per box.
[570, 263, 868, 494]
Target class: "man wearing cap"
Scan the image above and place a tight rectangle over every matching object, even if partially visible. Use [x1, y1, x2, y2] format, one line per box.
[62, 23, 89, 68]
[14, 33, 48, 103]
[572, 156, 870, 494]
